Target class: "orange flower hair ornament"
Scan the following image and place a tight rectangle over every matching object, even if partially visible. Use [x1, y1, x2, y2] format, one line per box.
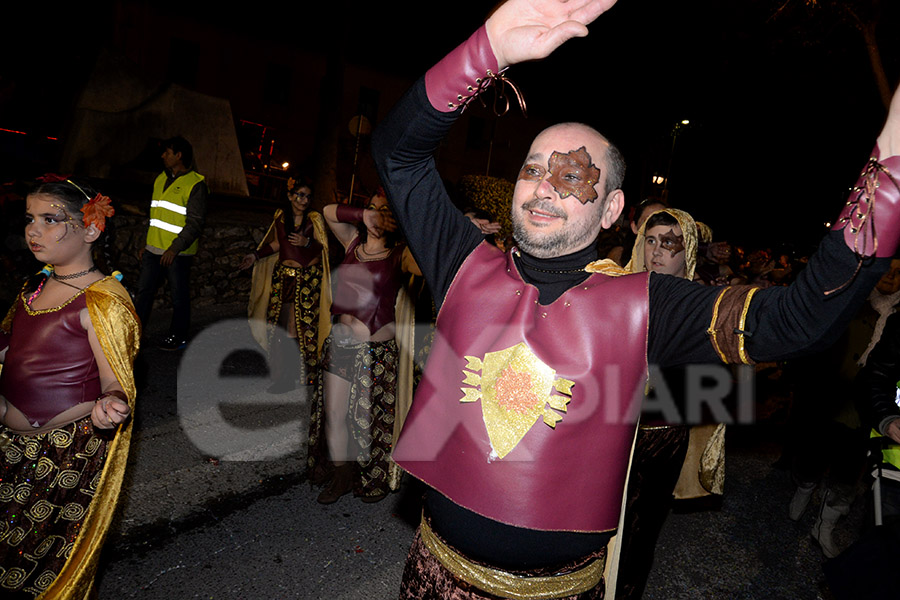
[81, 193, 114, 231]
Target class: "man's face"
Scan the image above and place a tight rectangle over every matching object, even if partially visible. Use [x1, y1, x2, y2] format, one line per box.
[511, 124, 621, 258]
[643, 223, 686, 277]
[161, 147, 183, 171]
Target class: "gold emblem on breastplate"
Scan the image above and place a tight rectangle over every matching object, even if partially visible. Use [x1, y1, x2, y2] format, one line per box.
[461, 342, 574, 459]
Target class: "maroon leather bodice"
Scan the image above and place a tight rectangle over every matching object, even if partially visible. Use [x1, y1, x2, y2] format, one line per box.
[0, 292, 100, 426]
[330, 238, 405, 334]
[392, 242, 651, 532]
[276, 213, 322, 266]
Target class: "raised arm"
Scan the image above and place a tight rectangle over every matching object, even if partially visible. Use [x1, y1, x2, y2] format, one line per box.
[650, 84, 900, 369]
[322, 204, 395, 251]
[831, 83, 900, 259]
[375, 1, 620, 305]
[721, 84, 900, 365]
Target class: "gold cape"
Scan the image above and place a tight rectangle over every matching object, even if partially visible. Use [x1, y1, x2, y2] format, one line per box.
[392, 273, 420, 446]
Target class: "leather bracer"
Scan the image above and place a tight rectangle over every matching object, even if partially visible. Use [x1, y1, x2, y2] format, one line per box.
[832, 144, 900, 258]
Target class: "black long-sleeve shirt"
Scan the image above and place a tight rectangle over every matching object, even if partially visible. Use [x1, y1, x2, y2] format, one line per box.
[372, 75, 889, 569]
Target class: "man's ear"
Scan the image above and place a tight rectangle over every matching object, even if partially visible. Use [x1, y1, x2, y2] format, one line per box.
[600, 189, 624, 230]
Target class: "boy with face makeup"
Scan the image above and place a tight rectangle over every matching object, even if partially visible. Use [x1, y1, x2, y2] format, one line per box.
[627, 209, 696, 279]
[643, 221, 685, 276]
[371, 1, 900, 597]
[619, 207, 722, 600]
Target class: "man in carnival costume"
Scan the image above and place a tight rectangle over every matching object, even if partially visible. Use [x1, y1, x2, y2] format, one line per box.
[370, 0, 900, 598]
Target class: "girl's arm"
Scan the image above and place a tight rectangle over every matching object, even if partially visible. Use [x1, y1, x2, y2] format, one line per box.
[323, 204, 362, 250]
[81, 308, 131, 429]
[239, 239, 280, 270]
[323, 204, 396, 250]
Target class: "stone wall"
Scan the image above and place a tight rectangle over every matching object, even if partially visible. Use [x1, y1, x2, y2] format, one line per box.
[111, 209, 272, 310]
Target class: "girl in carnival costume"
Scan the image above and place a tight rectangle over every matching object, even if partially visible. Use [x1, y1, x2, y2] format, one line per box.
[0, 176, 140, 598]
[241, 177, 331, 392]
[308, 189, 420, 504]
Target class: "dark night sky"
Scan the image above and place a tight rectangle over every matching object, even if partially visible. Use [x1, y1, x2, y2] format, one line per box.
[3, 0, 899, 249]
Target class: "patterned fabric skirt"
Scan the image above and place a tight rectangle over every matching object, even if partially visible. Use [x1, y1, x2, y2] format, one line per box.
[267, 262, 322, 383]
[0, 418, 111, 597]
[399, 522, 606, 600]
[307, 333, 402, 499]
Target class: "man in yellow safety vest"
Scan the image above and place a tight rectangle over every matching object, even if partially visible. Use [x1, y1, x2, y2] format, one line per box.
[134, 135, 208, 351]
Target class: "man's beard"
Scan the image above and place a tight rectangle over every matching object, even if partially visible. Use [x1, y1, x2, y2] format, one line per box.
[512, 198, 602, 258]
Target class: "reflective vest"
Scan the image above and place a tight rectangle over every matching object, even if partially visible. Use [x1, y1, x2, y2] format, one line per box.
[147, 170, 205, 255]
[872, 381, 900, 469]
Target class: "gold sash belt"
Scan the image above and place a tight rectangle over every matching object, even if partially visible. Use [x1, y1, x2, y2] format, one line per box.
[275, 263, 299, 277]
[419, 515, 605, 600]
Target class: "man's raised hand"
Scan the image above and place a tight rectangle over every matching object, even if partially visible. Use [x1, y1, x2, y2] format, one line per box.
[485, 0, 619, 70]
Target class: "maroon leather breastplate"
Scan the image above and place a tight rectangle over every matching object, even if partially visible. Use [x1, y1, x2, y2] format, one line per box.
[393, 242, 650, 532]
[276, 215, 320, 266]
[0, 292, 100, 426]
[330, 238, 404, 333]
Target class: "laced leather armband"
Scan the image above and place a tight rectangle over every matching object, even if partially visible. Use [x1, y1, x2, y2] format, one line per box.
[706, 285, 760, 365]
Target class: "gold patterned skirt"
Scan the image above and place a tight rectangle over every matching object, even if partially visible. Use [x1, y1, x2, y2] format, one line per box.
[0, 417, 111, 597]
[267, 262, 323, 384]
[307, 334, 402, 499]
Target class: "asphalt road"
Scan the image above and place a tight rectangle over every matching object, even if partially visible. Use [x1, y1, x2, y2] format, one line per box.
[91, 302, 878, 600]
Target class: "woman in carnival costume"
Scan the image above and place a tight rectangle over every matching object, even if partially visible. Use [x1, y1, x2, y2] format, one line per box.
[242, 177, 331, 393]
[0, 175, 140, 598]
[307, 188, 420, 504]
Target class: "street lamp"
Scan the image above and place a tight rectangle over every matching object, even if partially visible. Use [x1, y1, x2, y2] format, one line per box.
[664, 119, 691, 195]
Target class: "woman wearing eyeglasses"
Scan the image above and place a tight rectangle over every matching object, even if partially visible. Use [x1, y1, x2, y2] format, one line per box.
[242, 178, 331, 393]
[308, 188, 421, 504]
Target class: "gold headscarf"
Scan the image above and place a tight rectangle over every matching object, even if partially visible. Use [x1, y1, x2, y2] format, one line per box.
[624, 207, 698, 280]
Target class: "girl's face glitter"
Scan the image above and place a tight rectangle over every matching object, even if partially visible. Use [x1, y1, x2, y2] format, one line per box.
[25, 194, 88, 267]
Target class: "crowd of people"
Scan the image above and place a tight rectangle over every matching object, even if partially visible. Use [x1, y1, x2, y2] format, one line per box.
[3, 0, 900, 598]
